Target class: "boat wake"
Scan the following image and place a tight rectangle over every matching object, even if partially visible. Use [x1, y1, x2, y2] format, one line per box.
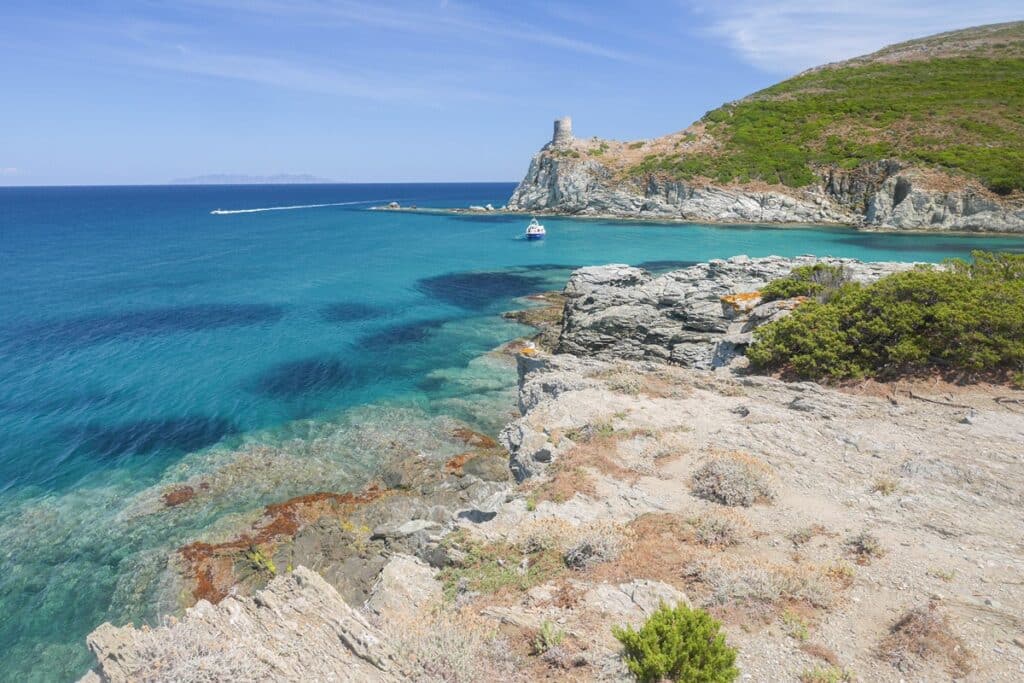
[210, 200, 382, 215]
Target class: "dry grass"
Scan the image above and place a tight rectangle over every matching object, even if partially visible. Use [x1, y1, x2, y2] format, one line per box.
[798, 666, 855, 683]
[693, 512, 746, 548]
[597, 367, 689, 399]
[824, 562, 856, 589]
[845, 531, 884, 564]
[529, 465, 597, 504]
[800, 642, 841, 666]
[877, 602, 973, 676]
[691, 452, 775, 507]
[514, 518, 629, 572]
[689, 557, 834, 611]
[788, 524, 830, 548]
[871, 476, 899, 495]
[587, 513, 697, 588]
[384, 606, 521, 682]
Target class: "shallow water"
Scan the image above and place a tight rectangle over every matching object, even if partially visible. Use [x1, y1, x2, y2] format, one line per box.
[2, 182, 1022, 680]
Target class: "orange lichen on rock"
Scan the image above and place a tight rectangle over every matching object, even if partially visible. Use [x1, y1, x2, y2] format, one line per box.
[451, 427, 498, 449]
[162, 486, 196, 507]
[444, 451, 476, 475]
[721, 291, 763, 312]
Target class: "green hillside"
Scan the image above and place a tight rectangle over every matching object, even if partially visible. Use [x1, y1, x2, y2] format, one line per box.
[632, 22, 1024, 194]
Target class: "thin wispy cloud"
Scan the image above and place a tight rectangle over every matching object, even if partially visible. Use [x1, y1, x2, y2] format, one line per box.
[178, 0, 647, 64]
[686, 1, 1023, 74]
[0, 167, 18, 176]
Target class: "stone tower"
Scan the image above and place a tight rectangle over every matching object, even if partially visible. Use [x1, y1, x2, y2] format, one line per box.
[552, 116, 573, 147]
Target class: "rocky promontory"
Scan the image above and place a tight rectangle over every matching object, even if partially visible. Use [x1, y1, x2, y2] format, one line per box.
[508, 23, 1024, 232]
[82, 256, 1024, 682]
[557, 255, 912, 369]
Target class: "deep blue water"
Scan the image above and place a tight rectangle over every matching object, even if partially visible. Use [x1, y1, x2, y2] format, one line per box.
[2, 182, 1023, 680]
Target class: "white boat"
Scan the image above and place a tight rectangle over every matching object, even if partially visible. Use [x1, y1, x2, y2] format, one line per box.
[525, 218, 546, 240]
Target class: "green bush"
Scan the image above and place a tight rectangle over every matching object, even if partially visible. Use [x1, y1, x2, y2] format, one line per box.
[747, 252, 1024, 380]
[613, 603, 739, 682]
[760, 264, 848, 302]
[628, 51, 1024, 192]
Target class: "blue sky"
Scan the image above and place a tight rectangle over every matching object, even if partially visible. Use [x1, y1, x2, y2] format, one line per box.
[1, 1, 1020, 185]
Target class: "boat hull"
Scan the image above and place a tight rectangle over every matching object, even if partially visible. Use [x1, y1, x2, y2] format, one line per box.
[525, 233, 545, 240]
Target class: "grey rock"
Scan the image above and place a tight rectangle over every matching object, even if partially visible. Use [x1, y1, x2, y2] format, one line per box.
[83, 567, 404, 682]
[507, 148, 1024, 233]
[364, 554, 441, 620]
[557, 256, 913, 369]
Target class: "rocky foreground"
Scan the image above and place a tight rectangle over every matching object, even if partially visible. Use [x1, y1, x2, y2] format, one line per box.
[84, 257, 1024, 682]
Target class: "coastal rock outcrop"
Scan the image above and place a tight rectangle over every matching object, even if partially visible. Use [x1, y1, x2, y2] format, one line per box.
[556, 255, 912, 369]
[507, 147, 1024, 232]
[83, 566, 403, 682]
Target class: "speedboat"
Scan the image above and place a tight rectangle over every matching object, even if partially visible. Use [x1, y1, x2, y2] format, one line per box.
[525, 218, 546, 240]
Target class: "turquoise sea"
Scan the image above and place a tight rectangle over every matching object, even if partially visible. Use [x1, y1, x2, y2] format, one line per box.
[2, 182, 1023, 680]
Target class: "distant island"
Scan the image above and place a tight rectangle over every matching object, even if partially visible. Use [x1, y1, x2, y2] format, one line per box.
[171, 173, 335, 185]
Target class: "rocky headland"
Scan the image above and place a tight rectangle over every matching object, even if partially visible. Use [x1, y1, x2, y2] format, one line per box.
[507, 23, 1024, 233]
[83, 256, 1024, 682]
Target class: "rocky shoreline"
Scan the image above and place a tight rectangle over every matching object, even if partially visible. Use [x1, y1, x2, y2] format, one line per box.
[505, 127, 1024, 234]
[83, 257, 1024, 682]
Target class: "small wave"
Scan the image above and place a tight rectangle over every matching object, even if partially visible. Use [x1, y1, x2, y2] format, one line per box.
[210, 200, 382, 215]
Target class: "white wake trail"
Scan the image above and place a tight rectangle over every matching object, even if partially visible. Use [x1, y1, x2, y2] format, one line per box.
[210, 200, 382, 215]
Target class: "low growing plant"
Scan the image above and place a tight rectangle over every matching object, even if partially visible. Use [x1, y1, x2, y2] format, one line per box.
[532, 620, 566, 655]
[613, 602, 739, 682]
[748, 252, 1024, 381]
[760, 264, 848, 303]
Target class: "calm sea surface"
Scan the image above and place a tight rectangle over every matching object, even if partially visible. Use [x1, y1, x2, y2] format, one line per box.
[2, 182, 1022, 679]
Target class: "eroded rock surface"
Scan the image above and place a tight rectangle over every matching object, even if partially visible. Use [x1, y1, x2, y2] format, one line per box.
[557, 255, 912, 369]
[507, 137, 1024, 233]
[84, 567, 403, 682]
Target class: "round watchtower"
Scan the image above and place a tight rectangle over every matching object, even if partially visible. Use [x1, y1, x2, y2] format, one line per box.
[552, 117, 574, 147]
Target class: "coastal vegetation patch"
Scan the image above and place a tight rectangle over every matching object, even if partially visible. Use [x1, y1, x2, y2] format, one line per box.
[747, 252, 1024, 381]
[613, 602, 739, 683]
[630, 32, 1024, 193]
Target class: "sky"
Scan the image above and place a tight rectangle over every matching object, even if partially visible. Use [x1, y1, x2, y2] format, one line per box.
[1, 1, 1020, 185]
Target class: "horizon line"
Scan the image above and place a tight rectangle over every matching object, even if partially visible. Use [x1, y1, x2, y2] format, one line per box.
[0, 180, 520, 189]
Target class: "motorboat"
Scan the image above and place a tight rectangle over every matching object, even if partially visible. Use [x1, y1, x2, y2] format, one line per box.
[525, 218, 546, 240]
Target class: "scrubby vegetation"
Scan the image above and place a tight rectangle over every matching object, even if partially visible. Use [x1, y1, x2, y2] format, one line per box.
[439, 536, 563, 600]
[691, 453, 775, 507]
[760, 264, 848, 303]
[799, 666, 855, 683]
[693, 515, 742, 548]
[532, 620, 566, 655]
[613, 603, 739, 682]
[748, 252, 1024, 381]
[845, 531, 885, 564]
[629, 24, 1024, 193]
[877, 603, 973, 676]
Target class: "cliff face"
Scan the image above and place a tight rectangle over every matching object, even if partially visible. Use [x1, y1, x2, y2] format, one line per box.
[508, 144, 1024, 232]
[508, 22, 1024, 232]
